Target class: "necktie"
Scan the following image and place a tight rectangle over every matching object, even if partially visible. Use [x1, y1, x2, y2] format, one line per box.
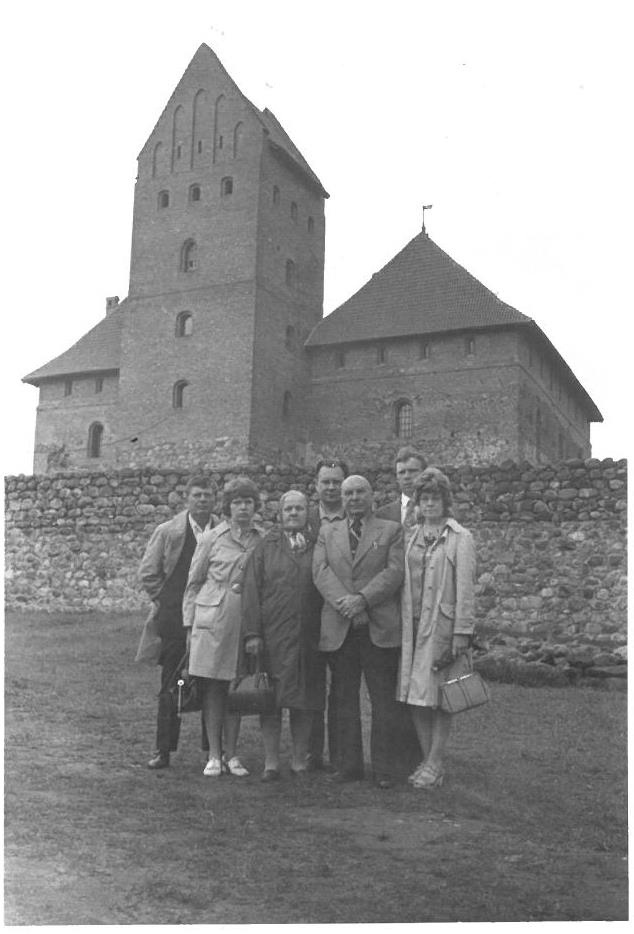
[404, 498, 416, 528]
[349, 517, 362, 557]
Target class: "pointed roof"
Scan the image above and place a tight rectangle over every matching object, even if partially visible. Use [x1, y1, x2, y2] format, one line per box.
[23, 305, 124, 385]
[307, 231, 602, 421]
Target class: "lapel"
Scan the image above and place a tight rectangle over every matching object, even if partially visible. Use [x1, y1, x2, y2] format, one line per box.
[331, 517, 353, 565]
[352, 515, 380, 565]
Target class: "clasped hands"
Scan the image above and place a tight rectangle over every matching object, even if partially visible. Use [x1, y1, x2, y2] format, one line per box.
[336, 593, 369, 629]
[245, 636, 264, 656]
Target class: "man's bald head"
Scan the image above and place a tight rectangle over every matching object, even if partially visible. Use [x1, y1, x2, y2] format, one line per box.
[342, 475, 374, 518]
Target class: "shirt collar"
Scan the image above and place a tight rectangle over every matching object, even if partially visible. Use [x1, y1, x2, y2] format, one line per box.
[319, 503, 346, 522]
[188, 513, 213, 541]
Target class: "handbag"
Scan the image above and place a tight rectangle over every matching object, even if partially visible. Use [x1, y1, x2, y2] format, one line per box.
[438, 652, 490, 714]
[169, 652, 203, 715]
[227, 655, 276, 716]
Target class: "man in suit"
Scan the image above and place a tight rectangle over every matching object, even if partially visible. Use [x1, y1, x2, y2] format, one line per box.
[375, 446, 427, 532]
[305, 457, 348, 772]
[313, 475, 404, 788]
[137, 475, 218, 769]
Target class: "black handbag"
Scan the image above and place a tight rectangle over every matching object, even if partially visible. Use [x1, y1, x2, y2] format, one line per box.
[227, 655, 276, 716]
[169, 652, 203, 715]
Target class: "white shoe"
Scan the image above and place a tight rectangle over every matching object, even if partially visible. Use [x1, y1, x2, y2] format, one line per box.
[203, 757, 222, 777]
[222, 755, 249, 777]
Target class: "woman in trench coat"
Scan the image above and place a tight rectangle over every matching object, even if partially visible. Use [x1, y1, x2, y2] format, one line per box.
[398, 468, 476, 789]
[242, 490, 325, 781]
[183, 477, 265, 778]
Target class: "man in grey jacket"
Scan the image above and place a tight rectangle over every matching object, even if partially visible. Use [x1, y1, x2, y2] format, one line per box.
[137, 475, 218, 769]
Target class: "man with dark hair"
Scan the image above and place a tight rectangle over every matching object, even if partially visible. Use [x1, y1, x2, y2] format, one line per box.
[376, 447, 427, 531]
[305, 457, 349, 771]
[137, 475, 219, 769]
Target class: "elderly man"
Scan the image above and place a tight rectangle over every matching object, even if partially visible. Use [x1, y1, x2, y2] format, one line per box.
[313, 475, 404, 788]
[376, 446, 427, 533]
[137, 475, 218, 769]
[306, 457, 349, 772]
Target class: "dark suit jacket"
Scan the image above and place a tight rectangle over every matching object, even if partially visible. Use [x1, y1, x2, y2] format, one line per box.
[375, 499, 401, 523]
[312, 515, 404, 652]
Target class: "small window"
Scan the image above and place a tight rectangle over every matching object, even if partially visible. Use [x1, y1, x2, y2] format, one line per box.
[290, 201, 298, 222]
[197, 140, 202, 154]
[181, 240, 197, 272]
[273, 186, 280, 205]
[419, 340, 431, 360]
[221, 177, 233, 198]
[64, 378, 72, 397]
[173, 380, 189, 409]
[176, 312, 193, 337]
[377, 345, 387, 364]
[396, 401, 413, 440]
[465, 336, 475, 356]
[335, 350, 346, 369]
[282, 390, 292, 417]
[285, 259, 296, 287]
[158, 190, 170, 209]
[87, 422, 103, 458]
[95, 377, 104, 394]
[233, 122, 243, 158]
[307, 216, 314, 234]
[189, 184, 201, 203]
[285, 325, 295, 350]
[176, 144, 182, 159]
[218, 135, 224, 149]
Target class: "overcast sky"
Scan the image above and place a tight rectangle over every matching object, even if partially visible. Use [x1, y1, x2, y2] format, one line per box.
[3, 0, 632, 475]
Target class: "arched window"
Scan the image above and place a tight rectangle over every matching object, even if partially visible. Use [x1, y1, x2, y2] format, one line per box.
[173, 380, 189, 409]
[282, 391, 292, 417]
[307, 216, 314, 234]
[290, 201, 298, 222]
[335, 350, 346, 369]
[176, 312, 193, 337]
[273, 185, 280, 205]
[95, 377, 104, 393]
[189, 184, 201, 203]
[158, 190, 170, 209]
[87, 422, 103, 458]
[152, 142, 163, 179]
[465, 335, 475, 356]
[233, 122, 243, 158]
[221, 176, 233, 197]
[285, 259, 296, 287]
[181, 240, 197, 272]
[64, 378, 73, 397]
[419, 340, 431, 359]
[285, 325, 295, 350]
[395, 401, 413, 440]
[377, 344, 387, 364]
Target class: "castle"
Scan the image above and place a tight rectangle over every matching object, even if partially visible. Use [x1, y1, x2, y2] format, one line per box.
[23, 44, 601, 474]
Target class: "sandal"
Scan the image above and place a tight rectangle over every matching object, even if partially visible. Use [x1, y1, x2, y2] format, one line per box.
[222, 755, 249, 777]
[408, 760, 427, 785]
[203, 757, 223, 777]
[412, 764, 444, 789]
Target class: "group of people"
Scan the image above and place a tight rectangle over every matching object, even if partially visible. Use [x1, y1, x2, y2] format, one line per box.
[137, 447, 477, 791]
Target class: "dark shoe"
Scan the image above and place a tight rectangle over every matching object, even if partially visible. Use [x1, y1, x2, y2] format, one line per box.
[328, 770, 363, 784]
[260, 769, 281, 783]
[147, 751, 170, 770]
[375, 778, 392, 790]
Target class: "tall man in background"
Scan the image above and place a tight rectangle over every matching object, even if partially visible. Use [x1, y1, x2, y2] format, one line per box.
[137, 475, 218, 769]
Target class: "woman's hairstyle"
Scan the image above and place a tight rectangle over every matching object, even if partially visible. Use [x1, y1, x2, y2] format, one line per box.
[412, 467, 453, 515]
[221, 476, 261, 517]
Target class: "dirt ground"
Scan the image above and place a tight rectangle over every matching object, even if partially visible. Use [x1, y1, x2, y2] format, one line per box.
[4, 611, 628, 923]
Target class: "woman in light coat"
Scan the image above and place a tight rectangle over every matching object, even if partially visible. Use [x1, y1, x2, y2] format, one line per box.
[183, 477, 264, 777]
[398, 468, 476, 789]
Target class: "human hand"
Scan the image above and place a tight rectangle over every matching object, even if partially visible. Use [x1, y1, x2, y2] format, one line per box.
[245, 637, 264, 656]
[336, 594, 367, 618]
[452, 634, 471, 657]
[351, 610, 370, 629]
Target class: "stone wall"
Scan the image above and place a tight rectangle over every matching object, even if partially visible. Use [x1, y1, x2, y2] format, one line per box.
[5, 457, 627, 682]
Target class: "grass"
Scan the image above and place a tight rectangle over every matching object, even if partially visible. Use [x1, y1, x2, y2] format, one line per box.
[4, 610, 628, 923]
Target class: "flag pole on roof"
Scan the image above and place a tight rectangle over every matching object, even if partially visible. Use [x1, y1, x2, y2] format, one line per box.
[422, 204, 433, 234]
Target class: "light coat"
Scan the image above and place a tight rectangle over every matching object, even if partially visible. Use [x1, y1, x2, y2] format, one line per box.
[312, 515, 404, 652]
[397, 518, 476, 707]
[183, 520, 264, 680]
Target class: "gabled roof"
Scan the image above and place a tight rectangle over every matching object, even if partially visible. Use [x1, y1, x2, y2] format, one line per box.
[23, 305, 124, 385]
[306, 230, 530, 347]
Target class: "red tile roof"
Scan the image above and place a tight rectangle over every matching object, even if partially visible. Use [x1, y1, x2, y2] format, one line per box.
[22, 305, 124, 385]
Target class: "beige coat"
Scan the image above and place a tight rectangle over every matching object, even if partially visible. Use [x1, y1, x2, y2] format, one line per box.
[397, 518, 476, 707]
[183, 520, 264, 680]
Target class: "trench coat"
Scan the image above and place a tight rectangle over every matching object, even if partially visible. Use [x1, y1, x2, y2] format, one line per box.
[183, 520, 265, 680]
[241, 528, 325, 710]
[397, 518, 476, 707]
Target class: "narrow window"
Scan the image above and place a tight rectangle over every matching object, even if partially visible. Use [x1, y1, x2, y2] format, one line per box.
[87, 422, 103, 458]
[335, 350, 346, 369]
[176, 144, 182, 159]
[465, 335, 475, 356]
[221, 176, 233, 197]
[282, 390, 292, 417]
[189, 184, 201, 203]
[419, 340, 431, 360]
[64, 378, 72, 397]
[285, 325, 295, 350]
[273, 185, 280, 205]
[176, 312, 193, 337]
[307, 216, 314, 234]
[173, 380, 189, 409]
[285, 259, 296, 287]
[218, 135, 224, 149]
[181, 240, 197, 272]
[95, 377, 104, 394]
[377, 345, 387, 364]
[233, 122, 243, 158]
[290, 201, 298, 222]
[396, 401, 413, 440]
[158, 190, 170, 209]
[197, 140, 203, 154]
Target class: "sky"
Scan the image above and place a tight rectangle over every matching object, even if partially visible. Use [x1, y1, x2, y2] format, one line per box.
[2, 0, 632, 475]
